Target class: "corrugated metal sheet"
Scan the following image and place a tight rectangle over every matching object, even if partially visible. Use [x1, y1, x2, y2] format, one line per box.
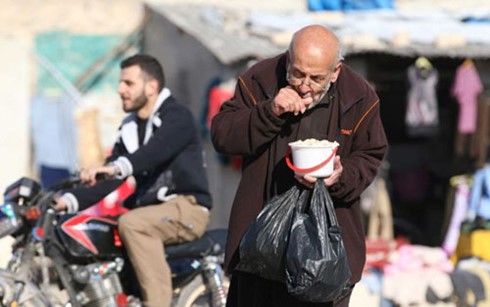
[149, 4, 283, 64]
[344, 44, 490, 59]
[148, 3, 490, 63]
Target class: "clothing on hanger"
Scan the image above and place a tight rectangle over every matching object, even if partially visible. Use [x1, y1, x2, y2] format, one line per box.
[451, 58, 483, 135]
[415, 56, 433, 71]
[405, 57, 439, 137]
[451, 58, 484, 158]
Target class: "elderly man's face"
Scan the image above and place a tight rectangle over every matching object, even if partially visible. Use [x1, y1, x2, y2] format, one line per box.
[287, 44, 340, 105]
[287, 39, 342, 106]
[287, 63, 333, 105]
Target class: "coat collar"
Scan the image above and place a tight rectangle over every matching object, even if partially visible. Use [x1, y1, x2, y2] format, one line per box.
[335, 65, 366, 114]
[119, 88, 171, 153]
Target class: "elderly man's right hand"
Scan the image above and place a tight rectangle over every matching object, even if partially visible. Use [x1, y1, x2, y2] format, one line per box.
[272, 86, 313, 116]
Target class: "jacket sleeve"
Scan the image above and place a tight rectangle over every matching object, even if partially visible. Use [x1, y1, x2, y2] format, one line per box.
[211, 74, 285, 157]
[60, 129, 127, 212]
[63, 179, 125, 212]
[330, 94, 388, 204]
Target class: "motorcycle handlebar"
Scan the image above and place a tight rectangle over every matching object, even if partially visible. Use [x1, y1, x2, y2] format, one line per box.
[45, 175, 83, 192]
[46, 171, 111, 192]
[3, 171, 113, 222]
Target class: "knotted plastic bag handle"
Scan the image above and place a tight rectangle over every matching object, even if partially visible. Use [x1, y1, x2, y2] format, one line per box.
[285, 146, 338, 174]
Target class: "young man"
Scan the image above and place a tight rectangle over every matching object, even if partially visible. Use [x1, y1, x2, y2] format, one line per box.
[211, 25, 388, 306]
[54, 54, 212, 307]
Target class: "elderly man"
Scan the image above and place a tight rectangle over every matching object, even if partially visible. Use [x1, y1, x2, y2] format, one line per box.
[211, 25, 388, 306]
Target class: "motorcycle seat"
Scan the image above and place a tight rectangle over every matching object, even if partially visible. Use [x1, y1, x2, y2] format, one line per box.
[165, 228, 227, 260]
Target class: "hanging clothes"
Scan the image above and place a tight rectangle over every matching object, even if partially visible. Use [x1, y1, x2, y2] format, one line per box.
[467, 165, 490, 221]
[30, 93, 78, 187]
[202, 76, 242, 170]
[441, 176, 472, 257]
[452, 59, 483, 135]
[207, 78, 235, 131]
[405, 57, 439, 137]
[452, 59, 484, 158]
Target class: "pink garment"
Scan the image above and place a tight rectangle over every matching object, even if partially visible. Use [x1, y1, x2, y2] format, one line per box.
[384, 245, 454, 276]
[442, 180, 470, 256]
[451, 63, 484, 133]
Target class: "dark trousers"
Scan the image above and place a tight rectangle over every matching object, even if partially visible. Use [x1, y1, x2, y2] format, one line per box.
[226, 271, 353, 307]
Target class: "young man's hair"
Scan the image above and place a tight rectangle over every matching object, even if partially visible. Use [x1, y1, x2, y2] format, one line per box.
[121, 54, 165, 92]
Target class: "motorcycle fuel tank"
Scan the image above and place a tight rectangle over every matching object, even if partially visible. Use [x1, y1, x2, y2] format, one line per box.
[55, 214, 124, 258]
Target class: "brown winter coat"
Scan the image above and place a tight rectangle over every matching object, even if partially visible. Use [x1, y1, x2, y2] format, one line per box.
[211, 53, 388, 285]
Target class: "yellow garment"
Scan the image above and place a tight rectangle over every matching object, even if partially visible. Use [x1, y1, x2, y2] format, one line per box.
[452, 229, 490, 264]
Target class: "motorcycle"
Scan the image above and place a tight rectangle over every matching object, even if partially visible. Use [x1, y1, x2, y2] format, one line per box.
[0, 176, 229, 307]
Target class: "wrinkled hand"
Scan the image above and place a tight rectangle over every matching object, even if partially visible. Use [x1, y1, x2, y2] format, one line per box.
[80, 165, 118, 186]
[272, 86, 313, 116]
[295, 156, 343, 188]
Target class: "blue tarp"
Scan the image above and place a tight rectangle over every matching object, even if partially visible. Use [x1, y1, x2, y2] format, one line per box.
[308, 0, 394, 11]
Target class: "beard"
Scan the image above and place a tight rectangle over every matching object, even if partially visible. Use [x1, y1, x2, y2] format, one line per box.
[306, 81, 332, 110]
[123, 90, 148, 113]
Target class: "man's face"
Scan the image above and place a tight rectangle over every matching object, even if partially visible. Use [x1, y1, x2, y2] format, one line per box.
[287, 46, 339, 105]
[118, 65, 148, 113]
[287, 63, 332, 105]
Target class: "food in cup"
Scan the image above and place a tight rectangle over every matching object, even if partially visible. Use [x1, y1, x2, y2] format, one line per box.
[289, 139, 339, 147]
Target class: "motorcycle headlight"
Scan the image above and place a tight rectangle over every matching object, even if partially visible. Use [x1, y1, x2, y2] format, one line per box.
[0, 203, 22, 238]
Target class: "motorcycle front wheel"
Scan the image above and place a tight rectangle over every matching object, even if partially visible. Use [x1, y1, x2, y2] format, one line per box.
[174, 274, 230, 307]
[0, 269, 51, 306]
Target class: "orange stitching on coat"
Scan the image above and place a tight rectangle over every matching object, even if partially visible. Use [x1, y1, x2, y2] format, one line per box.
[341, 129, 352, 135]
[353, 99, 379, 134]
[239, 77, 257, 106]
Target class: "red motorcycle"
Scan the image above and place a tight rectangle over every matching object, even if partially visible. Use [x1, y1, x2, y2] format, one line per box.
[0, 177, 228, 307]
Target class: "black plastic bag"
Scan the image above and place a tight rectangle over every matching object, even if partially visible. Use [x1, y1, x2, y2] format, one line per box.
[286, 179, 351, 302]
[235, 185, 308, 281]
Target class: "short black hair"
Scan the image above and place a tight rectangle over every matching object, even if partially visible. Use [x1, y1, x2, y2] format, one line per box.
[120, 54, 165, 92]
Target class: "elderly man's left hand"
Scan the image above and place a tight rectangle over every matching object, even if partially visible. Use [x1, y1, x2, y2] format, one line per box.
[295, 156, 343, 188]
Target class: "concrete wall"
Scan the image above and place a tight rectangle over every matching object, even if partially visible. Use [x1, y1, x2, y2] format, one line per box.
[0, 39, 32, 268]
[0, 39, 32, 190]
[143, 7, 247, 229]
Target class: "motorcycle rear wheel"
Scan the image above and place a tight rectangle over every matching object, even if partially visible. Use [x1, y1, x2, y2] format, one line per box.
[174, 274, 230, 307]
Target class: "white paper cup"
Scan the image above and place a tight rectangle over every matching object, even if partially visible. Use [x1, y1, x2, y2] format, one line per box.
[288, 141, 339, 178]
